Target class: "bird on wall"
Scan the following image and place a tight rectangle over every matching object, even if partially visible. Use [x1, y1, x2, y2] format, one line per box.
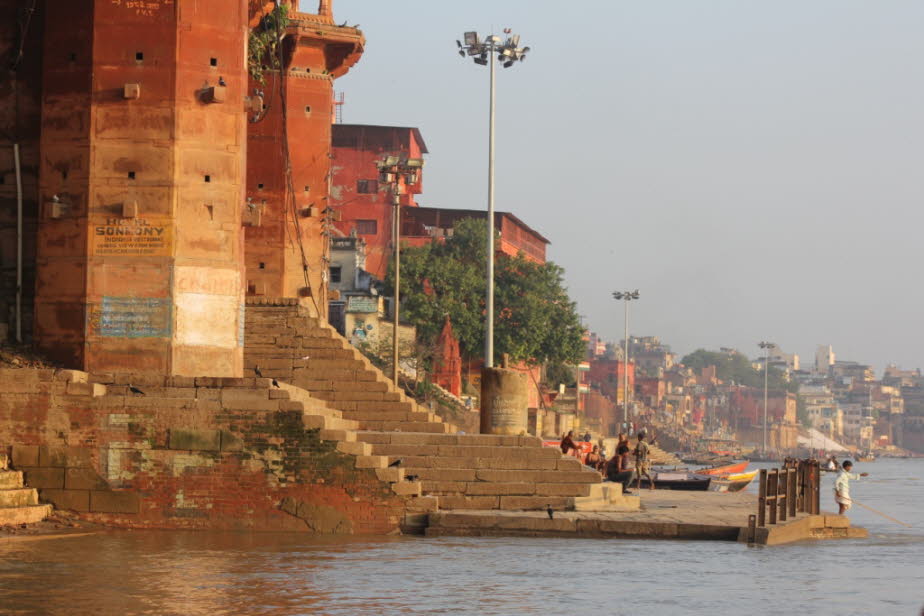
[388, 459, 402, 468]
[218, 76, 226, 87]
[254, 366, 263, 378]
[128, 384, 145, 396]
[272, 379, 280, 388]
[546, 505, 554, 520]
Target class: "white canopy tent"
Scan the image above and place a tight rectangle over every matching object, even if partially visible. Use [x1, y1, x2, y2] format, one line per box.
[798, 428, 848, 453]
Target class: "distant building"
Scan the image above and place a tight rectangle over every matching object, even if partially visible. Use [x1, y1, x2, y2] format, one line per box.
[330, 124, 428, 279]
[815, 345, 835, 375]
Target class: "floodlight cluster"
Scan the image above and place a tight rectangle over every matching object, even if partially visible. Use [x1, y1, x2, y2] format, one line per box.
[456, 30, 530, 68]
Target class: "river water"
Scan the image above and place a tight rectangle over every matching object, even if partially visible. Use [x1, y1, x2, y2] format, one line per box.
[0, 459, 920, 616]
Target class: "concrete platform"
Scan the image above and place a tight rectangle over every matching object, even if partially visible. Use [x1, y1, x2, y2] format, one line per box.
[424, 490, 868, 546]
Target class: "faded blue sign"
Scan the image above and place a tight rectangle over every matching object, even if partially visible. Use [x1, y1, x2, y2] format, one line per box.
[346, 296, 378, 314]
[89, 297, 172, 338]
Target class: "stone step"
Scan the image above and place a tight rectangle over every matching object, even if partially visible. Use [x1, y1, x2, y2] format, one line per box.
[418, 480, 595, 498]
[333, 400, 416, 413]
[395, 455, 579, 472]
[356, 432, 542, 448]
[301, 380, 390, 393]
[436, 495, 575, 511]
[368, 443, 565, 460]
[336, 441, 372, 456]
[298, 368, 379, 382]
[0, 470, 24, 490]
[342, 410, 433, 424]
[391, 480, 422, 497]
[0, 453, 8, 470]
[0, 488, 39, 508]
[302, 415, 359, 431]
[359, 421, 451, 434]
[312, 391, 403, 403]
[355, 455, 389, 469]
[0, 504, 52, 526]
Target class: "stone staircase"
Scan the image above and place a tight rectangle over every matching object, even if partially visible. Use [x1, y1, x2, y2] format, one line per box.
[0, 452, 53, 526]
[242, 299, 639, 523]
[245, 299, 457, 434]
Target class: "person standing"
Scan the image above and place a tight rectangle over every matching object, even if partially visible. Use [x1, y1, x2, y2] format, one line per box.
[834, 460, 868, 514]
[634, 431, 654, 490]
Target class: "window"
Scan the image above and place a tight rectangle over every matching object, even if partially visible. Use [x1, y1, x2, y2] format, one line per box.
[329, 266, 342, 283]
[356, 219, 377, 235]
[356, 179, 378, 194]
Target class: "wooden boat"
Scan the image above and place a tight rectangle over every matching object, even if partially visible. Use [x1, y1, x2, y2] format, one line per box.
[702, 469, 758, 493]
[856, 454, 875, 462]
[651, 472, 711, 491]
[697, 461, 748, 476]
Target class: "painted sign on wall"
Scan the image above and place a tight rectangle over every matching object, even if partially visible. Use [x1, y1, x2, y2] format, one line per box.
[88, 297, 172, 338]
[91, 218, 172, 257]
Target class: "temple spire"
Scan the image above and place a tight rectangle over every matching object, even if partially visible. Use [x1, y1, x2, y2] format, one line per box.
[318, 0, 332, 17]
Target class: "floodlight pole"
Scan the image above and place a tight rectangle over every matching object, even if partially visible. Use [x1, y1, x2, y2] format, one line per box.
[392, 189, 401, 384]
[759, 341, 775, 453]
[613, 290, 639, 429]
[485, 37, 496, 368]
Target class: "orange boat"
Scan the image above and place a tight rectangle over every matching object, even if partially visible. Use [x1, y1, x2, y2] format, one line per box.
[697, 461, 748, 476]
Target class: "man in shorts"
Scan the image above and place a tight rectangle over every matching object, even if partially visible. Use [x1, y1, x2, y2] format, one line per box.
[834, 459, 868, 514]
[634, 431, 654, 490]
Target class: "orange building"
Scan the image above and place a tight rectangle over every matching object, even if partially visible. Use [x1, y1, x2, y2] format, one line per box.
[29, 0, 250, 375]
[330, 124, 427, 280]
[244, 2, 363, 316]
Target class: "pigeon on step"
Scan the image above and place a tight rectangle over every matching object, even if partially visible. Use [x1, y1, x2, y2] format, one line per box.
[546, 505, 554, 520]
[254, 366, 263, 377]
[128, 384, 145, 396]
[388, 459, 402, 468]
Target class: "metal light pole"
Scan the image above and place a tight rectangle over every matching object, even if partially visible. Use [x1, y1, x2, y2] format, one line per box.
[613, 290, 640, 428]
[758, 341, 775, 453]
[376, 155, 424, 384]
[457, 30, 529, 368]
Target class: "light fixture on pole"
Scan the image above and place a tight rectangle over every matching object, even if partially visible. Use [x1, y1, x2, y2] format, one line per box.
[376, 154, 424, 384]
[612, 289, 640, 428]
[456, 29, 529, 368]
[758, 340, 776, 453]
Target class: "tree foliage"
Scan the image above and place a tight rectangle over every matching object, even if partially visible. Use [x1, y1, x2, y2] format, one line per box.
[248, 4, 289, 85]
[681, 348, 797, 392]
[389, 218, 584, 366]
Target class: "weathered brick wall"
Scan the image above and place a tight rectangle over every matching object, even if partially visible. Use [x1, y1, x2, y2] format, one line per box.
[0, 368, 404, 533]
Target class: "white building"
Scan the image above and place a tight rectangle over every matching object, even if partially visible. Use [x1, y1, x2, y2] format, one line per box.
[815, 345, 835, 375]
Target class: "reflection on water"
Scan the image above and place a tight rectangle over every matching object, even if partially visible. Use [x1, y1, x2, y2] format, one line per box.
[0, 460, 921, 616]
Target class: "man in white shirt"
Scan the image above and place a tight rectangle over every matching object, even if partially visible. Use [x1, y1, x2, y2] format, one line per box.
[834, 460, 868, 514]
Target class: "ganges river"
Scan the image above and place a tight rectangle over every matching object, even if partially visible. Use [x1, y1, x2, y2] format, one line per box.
[0, 459, 920, 616]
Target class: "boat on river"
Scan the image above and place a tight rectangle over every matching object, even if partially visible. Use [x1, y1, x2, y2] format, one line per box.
[652, 471, 711, 491]
[701, 469, 758, 493]
[697, 461, 748, 476]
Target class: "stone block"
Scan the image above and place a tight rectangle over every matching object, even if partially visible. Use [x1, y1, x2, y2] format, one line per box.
[825, 515, 850, 528]
[90, 490, 141, 514]
[11, 445, 39, 467]
[391, 481, 422, 496]
[499, 496, 570, 511]
[535, 483, 593, 497]
[414, 468, 477, 482]
[38, 446, 68, 467]
[406, 495, 439, 513]
[65, 467, 109, 490]
[355, 455, 388, 469]
[420, 480, 466, 493]
[337, 441, 372, 456]
[0, 488, 38, 507]
[54, 369, 89, 383]
[495, 514, 576, 533]
[23, 466, 65, 489]
[66, 381, 106, 397]
[168, 429, 221, 451]
[465, 482, 536, 496]
[437, 495, 499, 510]
[63, 447, 93, 468]
[41, 489, 90, 512]
[220, 430, 244, 452]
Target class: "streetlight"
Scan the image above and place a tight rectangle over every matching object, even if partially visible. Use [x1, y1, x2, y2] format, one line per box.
[456, 29, 530, 368]
[758, 340, 776, 454]
[612, 290, 640, 428]
[376, 154, 424, 384]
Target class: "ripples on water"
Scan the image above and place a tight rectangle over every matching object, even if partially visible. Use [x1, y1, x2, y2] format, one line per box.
[0, 460, 921, 616]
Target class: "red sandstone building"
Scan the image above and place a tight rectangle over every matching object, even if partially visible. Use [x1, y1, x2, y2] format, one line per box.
[0, 0, 363, 376]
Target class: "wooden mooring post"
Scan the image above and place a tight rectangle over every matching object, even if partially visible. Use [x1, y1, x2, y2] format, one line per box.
[755, 459, 820, 528]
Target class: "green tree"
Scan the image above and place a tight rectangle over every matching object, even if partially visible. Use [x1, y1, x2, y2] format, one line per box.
[388, 218, 584, 366]
[681, 348, 796, 392]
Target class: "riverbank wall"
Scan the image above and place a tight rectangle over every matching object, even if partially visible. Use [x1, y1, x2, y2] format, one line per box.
[0, 368, 407, 533]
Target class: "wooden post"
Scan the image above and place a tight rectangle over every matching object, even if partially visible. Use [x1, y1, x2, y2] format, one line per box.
[812, 461, 821, 514]
[758, 469, 767, 527]
[779, 468, 788, 522]
[788, 468, 798, 517]
[747, 514, 757, 543]
[768, 469, 778, 525]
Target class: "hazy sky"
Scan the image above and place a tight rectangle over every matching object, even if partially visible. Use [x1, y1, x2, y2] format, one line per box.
[334, 0, 924, 373]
